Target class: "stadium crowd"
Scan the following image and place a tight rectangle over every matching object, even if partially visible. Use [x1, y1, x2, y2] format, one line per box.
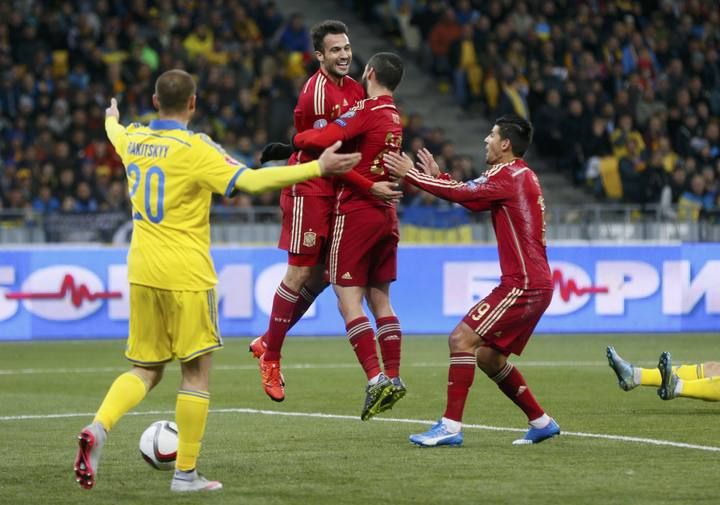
[353, 0, 720, 220]
[3, 0, 720, 223]
[0, 0, 468, 223]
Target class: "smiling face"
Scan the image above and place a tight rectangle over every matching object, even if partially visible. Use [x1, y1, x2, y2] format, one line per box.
[484, 125, 511, 165]
[317, 33, 352, 80]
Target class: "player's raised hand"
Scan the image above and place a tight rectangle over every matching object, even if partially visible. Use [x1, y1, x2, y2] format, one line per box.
[105, 98, 120, 120]
[416, 148, 440, 177]
[370, 181, 403, 202]
[318, 141, 361, 176]
[384, 151, 414, 178]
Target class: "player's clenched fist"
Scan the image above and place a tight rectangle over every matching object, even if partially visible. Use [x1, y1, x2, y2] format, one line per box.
[317, 140, 361, 176]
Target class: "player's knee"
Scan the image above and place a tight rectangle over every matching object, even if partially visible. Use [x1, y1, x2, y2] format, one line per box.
[284, 265, 312, 290]
[447, 323, 477, 353]
[133, 365, 164, 391]
[305, 266, 328, 293]
[704, 362, 720, 377]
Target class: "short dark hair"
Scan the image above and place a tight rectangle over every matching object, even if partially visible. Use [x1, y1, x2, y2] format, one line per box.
[366, 52, 404, 91]
[495, 114, 533, 157]
[154, 69, 196, 114]
[311, 20, 349, 53]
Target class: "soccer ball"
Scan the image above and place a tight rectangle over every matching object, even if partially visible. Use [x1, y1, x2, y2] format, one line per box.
[139, 420, 178, 470]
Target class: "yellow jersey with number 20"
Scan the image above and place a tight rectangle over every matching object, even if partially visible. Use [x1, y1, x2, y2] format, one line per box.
[105, 117, 321, 291]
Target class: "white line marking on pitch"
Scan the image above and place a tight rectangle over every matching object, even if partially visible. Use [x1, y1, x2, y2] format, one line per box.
[0, 407, 718, 453]
[0, 361, 614, 375]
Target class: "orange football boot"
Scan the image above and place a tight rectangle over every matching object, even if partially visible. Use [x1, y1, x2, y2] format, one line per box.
[259, 357, 285, 402]
[249, 336, 266, 359]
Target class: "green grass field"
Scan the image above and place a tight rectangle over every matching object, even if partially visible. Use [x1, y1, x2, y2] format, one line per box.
[1, 333, 720, 505]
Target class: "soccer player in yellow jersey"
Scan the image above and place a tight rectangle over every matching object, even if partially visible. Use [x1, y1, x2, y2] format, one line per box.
[73, 69, 360, 493]
[607, 346, 720, 402]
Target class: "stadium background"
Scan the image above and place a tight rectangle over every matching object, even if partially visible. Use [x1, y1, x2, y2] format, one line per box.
[1, 2, 720, 505]
[1, 0, 718, 339]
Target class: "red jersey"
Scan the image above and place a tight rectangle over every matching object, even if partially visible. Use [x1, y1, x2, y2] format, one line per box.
[406, 159, 553, 290]
[285, 69, 365, 197]
[293, 95, 403, 213]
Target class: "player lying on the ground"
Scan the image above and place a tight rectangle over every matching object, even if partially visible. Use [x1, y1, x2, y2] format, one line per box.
[384, 115, 560, 446]
[607, 346, 720, 401]
[73, 70, 360, 494]
[291, 52, 408, 421]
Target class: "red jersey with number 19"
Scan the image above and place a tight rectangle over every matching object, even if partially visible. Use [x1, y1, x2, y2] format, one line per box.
[285, 69, 365, 197]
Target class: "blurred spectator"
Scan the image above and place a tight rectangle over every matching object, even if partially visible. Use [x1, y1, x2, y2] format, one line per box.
[618, 139, 647, 204]
[276, 13, 311, 53]
[428, 8, 461, 79]
[32, 185, 60, 214]
[678, 173, 715, 221]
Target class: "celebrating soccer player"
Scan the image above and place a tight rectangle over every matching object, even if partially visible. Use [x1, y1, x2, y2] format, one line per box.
[250, 20, 400, 402]
[73, 69, 360, 493]
[385, 115, 560, 446]
[292, 52, 407, 420]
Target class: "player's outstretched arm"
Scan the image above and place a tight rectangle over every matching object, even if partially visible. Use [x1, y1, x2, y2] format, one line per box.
[385, 151, 501, 208]
[104, 98, 128, 154]
[234, 141, 360, 194]
[294, 123, 346, 150]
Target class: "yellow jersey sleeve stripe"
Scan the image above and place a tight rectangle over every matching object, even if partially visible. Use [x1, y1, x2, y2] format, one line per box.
[225, 167, 248, 197]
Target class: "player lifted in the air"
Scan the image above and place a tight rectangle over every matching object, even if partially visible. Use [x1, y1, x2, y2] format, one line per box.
[385, 114, 560, 446]
[250, 20, 400, 402]
[293, 52, 407, 420]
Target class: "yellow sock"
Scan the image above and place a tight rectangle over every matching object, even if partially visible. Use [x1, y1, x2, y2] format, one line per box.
[175, 389, 210, 471]
[675, 364, 704, 380]
[678, 376, 720, 401]
[94, 372, 147, 431]
[639, 367, 661, 386]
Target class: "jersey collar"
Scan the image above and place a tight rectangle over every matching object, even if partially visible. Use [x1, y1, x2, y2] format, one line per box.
[148, 119, 187, 131]
[320, 68, 344, 87]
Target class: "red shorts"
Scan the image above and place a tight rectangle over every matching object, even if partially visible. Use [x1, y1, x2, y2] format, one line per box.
[462, 285, 553, 356]
[327, 206, 399, 286]
[278, 194, 334, 267]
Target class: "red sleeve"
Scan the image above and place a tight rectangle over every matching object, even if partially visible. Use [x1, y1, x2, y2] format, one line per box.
[294, 122, 348, 150]
[339, 170, 374, 191]
[294, 105, 372, 150]
[405, 168, 512, 211]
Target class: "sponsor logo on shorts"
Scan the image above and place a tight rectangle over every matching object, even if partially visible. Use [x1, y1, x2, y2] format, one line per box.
[341, 272, 353, 280]
[313, 119, 328, 129]
[303, 231, 317, 247]
[334, 119, 347, 127]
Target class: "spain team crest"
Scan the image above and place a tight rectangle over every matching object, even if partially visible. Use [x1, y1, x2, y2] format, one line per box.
[303, 231, 317, 247]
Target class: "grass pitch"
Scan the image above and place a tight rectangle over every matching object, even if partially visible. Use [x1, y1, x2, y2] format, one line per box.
[1, 333, 719, 504]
